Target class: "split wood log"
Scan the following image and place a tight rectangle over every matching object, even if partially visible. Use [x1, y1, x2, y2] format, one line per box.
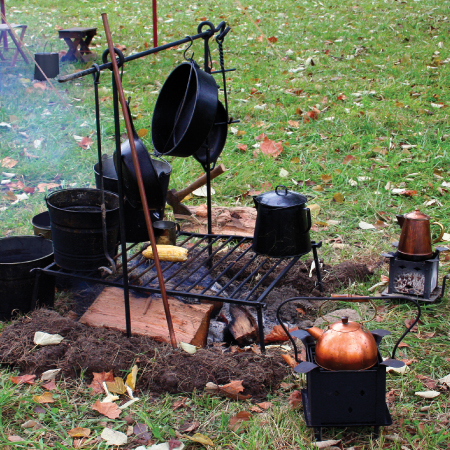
[227, 304, 259, 346]
[80, 287, 213, 347]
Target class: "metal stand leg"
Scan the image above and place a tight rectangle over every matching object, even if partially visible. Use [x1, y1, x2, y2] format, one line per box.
[256, 306, 265, 352]
[314, 427, 322, 441]
[31, 269, 41, 311]
[312, 241, 323, 292]
[373, 426, 380, 439]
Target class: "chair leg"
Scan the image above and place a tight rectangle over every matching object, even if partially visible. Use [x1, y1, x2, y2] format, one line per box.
[9, 26, 28, 66]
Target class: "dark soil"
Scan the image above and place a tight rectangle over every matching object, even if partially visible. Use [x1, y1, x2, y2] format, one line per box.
[0, 310, 288, 400]
[0, 255, 373, 398]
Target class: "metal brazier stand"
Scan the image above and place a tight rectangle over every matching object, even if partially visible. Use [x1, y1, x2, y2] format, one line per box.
[276, 296, 421, 441]
[32, 20, 325, 350]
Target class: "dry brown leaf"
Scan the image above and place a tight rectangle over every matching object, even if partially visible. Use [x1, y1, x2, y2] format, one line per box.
[37, 182, 60, 193]
[33, 392, 55, 404]
[288, 120, 299, 128]
[7, 435, 25, 442]
[288, 390, 303, 409]
[342, 155, 355, 164]
[125, 365, 138, 391]
[106, 377, 127, 395]
[92, 400, 122, 419]
[33, 82, 47, 90]
[68, 427, 91, 438]
[258, 137, 283, 157]
[255, 132, 267, 141]
[1, 157, 18, 168]
[205, 379, 251, 400]
[88, 370, 115, 394]
[268, 36, 278, 43]
[179, 420, 200, 433]
[185, 433, 214, 447]
[137, 128, 148, 138]
[250, 405, 263, 413]
[256, 401, 273, 410]
[264, 324, 298, 343]
[237, 144, 248, 152]
[172, 397, 187, 410]
[281, 354, 297, 369]
[228, 410, 252, 431]
[77, 136, 93, 150]
[42, 380, 57, 391]
[10, 374, 36, 385]
[333, 193, 345, 203]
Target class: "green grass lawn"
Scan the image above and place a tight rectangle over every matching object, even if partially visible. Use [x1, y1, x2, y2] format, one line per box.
[0, 0, 450, 448]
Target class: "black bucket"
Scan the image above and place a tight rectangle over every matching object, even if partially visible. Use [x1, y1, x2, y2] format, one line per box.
[31, 211, 52, 240]
[46, 188, 120, 271]
[94, 156, 164, 242]
[0, 235, 54, 321]
[34, 52, 60, 81]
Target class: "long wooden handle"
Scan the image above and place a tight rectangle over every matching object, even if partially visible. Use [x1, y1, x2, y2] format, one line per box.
[102, 13, 177, 348]
[176, 163, 226, 200]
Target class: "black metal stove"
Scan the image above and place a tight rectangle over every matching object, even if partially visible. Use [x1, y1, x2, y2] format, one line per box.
[381, 247, 448, 302]
[276, 296, 420, 441]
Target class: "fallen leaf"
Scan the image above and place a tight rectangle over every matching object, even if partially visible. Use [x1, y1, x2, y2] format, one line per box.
[256, 401, 273, 410]
[89, 370, 115, 394]
[41, 369, 61, 382]
[229, 410, 252, 431]
[1, 157, 18, 168]
[37, 182, 60, 193]
[321, 173, 332, 183]
[373, 220, 388, 229]
[438, 374, 450, 386]
[125, 365, 138, 391]
[332, 193, 345, 203]
[106, 377, 127, 395]
[359, 221, 376, 230]
[92, 400, 122, 419]
[205, 380, 251, 400]
[281, 354, 297, 369]
[101, 428, 127, 445]
[172, 397, 187, 410]
[42, 380, 57, 391]
[258, 137, 283, 157]
[7, 435, 25, 442]
[415, 391, 440, 399]
[268, 36, 278, 43]
[133, 422, 152, 441]
[255, 133, 267, 141]
[179, 421, 200, 433]
[34, 331, 64, 346]
[33, 82, 47, 90]
[342, 155, 355, 164]
[10, 374, 36, 385]
[288, 390, 302, 409]
[237, 144, 247, 152]
[288, 120, 299, 128]
[137, 128, 148, 138]
[21, 420, 40, 429]
[279, 168, 289, 177]
[314, 439, 342, 449]
[179, 342, 197, 354]
[33, 392, 55, 404]
[76, 136, 93, 150]
[68, 427, 91, 438]
[264, 325, 298, 343]
[185, 433, 214, 447]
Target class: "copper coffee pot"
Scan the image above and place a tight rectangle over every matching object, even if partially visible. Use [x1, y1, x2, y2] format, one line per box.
[396, 209, 444, 261]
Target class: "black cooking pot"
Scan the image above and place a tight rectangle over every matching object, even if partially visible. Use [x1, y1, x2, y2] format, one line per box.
[94, 156, 164, 242]
[152, 61, 219, 157]
[252, 185, 312, 257]
[115, 101, 171, 209]
[192, 100, 228, 170]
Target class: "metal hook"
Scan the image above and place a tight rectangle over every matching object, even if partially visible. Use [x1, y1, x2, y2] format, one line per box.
[183, 36, 194, 62]
[92, 63, 101, 84]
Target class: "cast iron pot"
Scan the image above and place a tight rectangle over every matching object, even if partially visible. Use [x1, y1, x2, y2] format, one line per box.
[252, 185, 312, 257]
[94, 156, 164, 242]
[192, 100, 228, 170]
[152, 61, 219, 157]
[115, 101, 172, 209]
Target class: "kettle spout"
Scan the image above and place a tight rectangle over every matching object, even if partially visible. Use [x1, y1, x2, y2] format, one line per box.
[396, 214, 405, 228]
[305, 326, 324, 340]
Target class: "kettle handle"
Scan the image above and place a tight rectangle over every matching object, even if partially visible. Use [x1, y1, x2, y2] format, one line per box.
[303, 207, 312, 233]
[431, 222, 445, 244]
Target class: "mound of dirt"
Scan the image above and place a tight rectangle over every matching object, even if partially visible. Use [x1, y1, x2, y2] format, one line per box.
[0, 310, 288, 400]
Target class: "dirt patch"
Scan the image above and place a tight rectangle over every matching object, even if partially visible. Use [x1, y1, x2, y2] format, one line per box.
[0, 310, 288, 400]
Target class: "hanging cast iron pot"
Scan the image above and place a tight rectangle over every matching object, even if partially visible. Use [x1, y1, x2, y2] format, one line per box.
[252, 185, 312, 257]
[151, 61, 219, 157]
[192, 100, 228, 170]
[115, 101, 172, 209]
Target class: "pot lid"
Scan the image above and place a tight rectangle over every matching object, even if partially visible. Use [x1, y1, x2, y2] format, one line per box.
[404, 208, 430, 221]
[254, 185, 307, 207]
[328, 316, 361, 332]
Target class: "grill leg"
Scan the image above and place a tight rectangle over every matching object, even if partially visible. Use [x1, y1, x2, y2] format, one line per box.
[373, 426, 380, 440]
[256, 306, 265, 352]
[314, 427, 322, 441]
[312, 242, 323, 292]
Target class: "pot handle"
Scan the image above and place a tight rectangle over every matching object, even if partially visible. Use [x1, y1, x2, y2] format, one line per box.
[431, 222, 445, 244]
[304, 207, 312, 233]
[275, 185, 288, 196]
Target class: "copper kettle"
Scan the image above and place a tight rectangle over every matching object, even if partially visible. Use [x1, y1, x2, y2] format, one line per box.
[396, 209, 444, 261]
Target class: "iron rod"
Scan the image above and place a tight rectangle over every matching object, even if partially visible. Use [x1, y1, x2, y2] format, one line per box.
[102, 13, 177, 348]
[243, 259, 283, 301]
[229, 257, 269, 298]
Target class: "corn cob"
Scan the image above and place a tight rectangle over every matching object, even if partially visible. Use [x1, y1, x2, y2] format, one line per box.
[142, 244, 188, 262]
